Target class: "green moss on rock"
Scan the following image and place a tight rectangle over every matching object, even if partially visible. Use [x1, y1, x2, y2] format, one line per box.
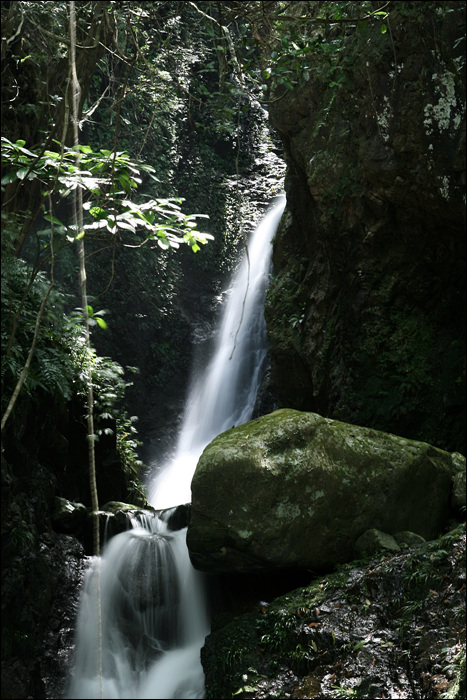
[188, 409, 457, 573]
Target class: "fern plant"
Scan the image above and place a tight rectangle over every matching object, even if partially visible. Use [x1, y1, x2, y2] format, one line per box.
[2, 254, 147, 504]
[1, 257, 76, 411]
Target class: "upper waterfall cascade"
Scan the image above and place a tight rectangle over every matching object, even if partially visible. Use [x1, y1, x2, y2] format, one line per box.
[66, 198, 285, 699]
[150, 197, 285, 510]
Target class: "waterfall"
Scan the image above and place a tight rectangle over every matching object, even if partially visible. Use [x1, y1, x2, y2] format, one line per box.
[66, 512, 208, 699]
[150, 197, 285, 510]
[66, 197, 285, 699]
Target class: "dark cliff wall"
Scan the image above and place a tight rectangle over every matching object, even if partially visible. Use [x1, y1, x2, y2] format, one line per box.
[265, 1, 465, 452]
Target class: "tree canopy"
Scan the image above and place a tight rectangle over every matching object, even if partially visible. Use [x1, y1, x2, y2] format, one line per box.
[1, 0, 395, 258]
[1, 0, 402, 438]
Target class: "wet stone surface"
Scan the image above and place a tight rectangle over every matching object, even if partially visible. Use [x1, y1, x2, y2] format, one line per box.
[40, 534, 88, 700]
[202, 523, 466, 699]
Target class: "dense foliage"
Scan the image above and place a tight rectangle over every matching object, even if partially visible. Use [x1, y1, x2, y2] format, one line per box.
[1, 2, 279, 460]
[1, 2, 465, 698]
[2, 1, 401, 452]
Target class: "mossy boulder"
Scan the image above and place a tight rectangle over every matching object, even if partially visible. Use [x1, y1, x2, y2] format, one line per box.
[187, 409, 456, 573]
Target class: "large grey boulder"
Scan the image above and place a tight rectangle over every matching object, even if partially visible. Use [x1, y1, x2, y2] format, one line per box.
[187, 409, 457, 573]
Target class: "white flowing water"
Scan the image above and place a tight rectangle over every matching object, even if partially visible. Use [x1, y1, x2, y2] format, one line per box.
[150, 197, 285, 510]
[67, 513, 208, 699]
[66, 198, 285, 699]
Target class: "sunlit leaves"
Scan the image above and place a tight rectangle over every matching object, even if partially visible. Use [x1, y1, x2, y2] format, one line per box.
[69, 305, 108, 330]
[1, 137, 211, 253]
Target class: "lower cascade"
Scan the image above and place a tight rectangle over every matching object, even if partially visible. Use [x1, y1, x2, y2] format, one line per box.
[66, 198, 285, 699]
[67, 513, 208, 699]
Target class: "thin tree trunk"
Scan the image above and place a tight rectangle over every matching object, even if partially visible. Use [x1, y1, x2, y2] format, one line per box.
[70, 1, 102, 694]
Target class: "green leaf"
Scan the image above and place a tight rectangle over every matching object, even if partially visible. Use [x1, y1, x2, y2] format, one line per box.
[44, 214, 65, 226]
[1, 171, 18, 185]
[96, 317, 108, 329]
[353, 638, 369, 651]
[381, 24, 387, 34]
[15, 143, 39, 158]
[43, 150, 61, 159]
[88, 206, 106, 218]
[115, 221, 136, 232]
[16, 167, 30, 180]
[84, 220, 108, 230]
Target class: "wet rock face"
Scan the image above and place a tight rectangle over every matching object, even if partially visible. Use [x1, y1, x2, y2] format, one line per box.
[1, 532, 86, 700]
[265, 1, 466, 452]
[40, 535, 88, 700]
[1, 389, 140, 698]
[187, 409, 459, 573]
[202, 524, 466, 700]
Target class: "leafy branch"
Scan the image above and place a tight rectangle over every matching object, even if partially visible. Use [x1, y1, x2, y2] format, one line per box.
[1, 136, 213, 256]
